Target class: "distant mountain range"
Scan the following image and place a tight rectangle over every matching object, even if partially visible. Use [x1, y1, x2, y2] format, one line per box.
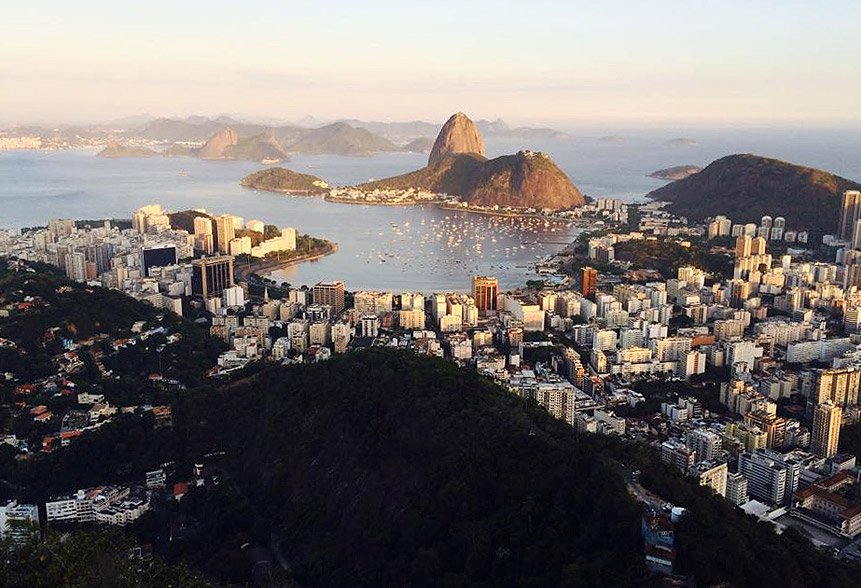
[340, 117, 570, 142]
[2, 114, 571, 158]
[648, 154, 861, 236]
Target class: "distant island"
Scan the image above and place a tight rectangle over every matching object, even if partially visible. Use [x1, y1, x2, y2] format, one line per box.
[96, 143, 161, 158]
[648, 165, 702, 181]
[648, 153, 861, 237]
[240, 167, 330, 194]
[665, 138, 699, 147]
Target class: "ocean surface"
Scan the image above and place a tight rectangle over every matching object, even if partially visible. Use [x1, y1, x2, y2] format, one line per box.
[2, 128, 861, 291]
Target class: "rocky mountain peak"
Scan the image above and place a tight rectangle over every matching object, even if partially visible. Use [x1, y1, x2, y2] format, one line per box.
[428, 112, 485, 167]
[198, 127, 239, 159]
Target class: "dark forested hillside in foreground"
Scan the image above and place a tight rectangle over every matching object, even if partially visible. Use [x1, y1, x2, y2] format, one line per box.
[3, 347, 861, 587]
[196, 349, 652, 588]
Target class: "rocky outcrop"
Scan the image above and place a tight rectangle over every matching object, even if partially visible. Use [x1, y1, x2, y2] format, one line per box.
[648, 154, 861, 237]
[649, 165, 702, 181]
[198, 127, 239, 159]
[428, 112, 485, 167]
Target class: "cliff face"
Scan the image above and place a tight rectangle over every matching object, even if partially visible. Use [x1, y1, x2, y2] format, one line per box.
[198, 127, 239, 159]
[428, 112, 485, 167]
[648, 154, 861, 236]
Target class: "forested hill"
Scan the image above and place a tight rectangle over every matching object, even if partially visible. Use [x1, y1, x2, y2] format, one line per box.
[198, 349, 650, 587]
[648, 154, 861, 237]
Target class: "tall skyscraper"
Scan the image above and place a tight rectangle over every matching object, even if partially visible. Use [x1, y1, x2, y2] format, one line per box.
[815, 367, 860, 407]
[472, 276, 498, 314]
[313, 281, 345, 314]
[191, 256, 234, 299]
[811, 401, 842, 458]
[735, 235, 752, 258]
[141, 244, 177, 277]
[581, 267, 598, 299]
[64, 252, 87, 282]
[839, 190, 861, 241]
[215, 215, 235, 254]
[751, 236, 767, 255]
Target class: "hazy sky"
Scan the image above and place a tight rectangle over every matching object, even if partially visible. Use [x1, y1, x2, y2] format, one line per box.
[2, 0, 859, 127]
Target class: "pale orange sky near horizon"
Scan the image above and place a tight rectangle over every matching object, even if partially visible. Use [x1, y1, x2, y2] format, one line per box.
[2, 1, 860, 128]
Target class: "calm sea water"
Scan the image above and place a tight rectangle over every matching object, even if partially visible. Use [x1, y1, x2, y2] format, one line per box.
[2, 129, 861, 291]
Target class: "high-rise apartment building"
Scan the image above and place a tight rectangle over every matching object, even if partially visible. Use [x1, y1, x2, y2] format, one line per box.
[811, 401, 842, 458]
[472, 276, 498, 314]
[839, 190, 861, 241]
[140, 244, 177, 277]
[312, 281, 345, 315]
[726, 472, 749, 506]
[192, 216, 215, 253]
[735, 235, 752, 258]
[191, 256, 234, 299]
[581, 267, 598, 299]
[686, 429, 722, 462]
[744, 411, 786, 450]
[215, 215, 235, 254]
[65, 252, 87, 282]
[738, 449, 801, 505]
[751, 236, 767, 256]
[815, 367, 860, 407]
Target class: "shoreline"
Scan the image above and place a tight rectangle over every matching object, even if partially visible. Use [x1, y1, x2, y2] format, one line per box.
[234, 241, 338, 282]
[244, 184, 580, 220]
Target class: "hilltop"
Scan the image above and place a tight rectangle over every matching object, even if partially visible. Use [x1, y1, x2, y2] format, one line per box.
[96, 143, 161, 158]
[648, 154, 861, 236]
[362, 112, 585, 210]
[428, 112, 485, 167]
[284, 121, 400, 156]
[240, 166, 329, 194]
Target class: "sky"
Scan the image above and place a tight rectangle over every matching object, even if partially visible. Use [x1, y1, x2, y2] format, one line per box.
[2, 0, 860, 128]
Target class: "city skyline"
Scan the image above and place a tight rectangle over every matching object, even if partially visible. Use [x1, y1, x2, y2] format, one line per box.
[3, 1, 861, 127]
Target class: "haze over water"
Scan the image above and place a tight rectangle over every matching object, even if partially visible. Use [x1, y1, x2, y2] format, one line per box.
[2, 129, 861, 291]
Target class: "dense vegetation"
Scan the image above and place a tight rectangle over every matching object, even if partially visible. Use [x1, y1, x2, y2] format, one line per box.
[240, 167, 328, 194]
[0, 527, 215, 588]
[190, 350, 652, 588]
[838, 422, 861, 458]
[649, 154, 861, 238]
[614, 238, 733, 279]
